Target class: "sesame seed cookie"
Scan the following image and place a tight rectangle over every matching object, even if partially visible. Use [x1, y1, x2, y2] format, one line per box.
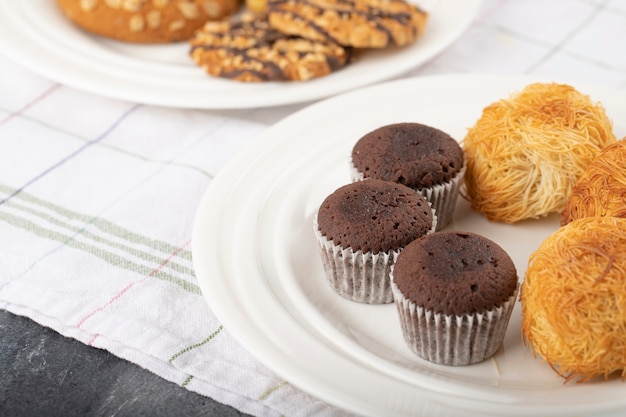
[56, 0, 241, 43]
[267, 0, 428, 48]
[189, 13, 353, 82]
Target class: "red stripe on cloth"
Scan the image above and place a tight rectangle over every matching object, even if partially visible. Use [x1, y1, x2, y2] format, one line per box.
[0, 84, 61, 127]
[87, 333, 100, 346]
[76, 239, 192, 332]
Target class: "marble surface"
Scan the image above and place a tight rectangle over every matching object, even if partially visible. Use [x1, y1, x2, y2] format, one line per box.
[0, 310, 252, 417]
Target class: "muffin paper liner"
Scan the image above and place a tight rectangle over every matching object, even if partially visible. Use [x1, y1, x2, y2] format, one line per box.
[391, 279, 519, 365]
[418, 165, 466, 231]
[313, 221, 399, 304]
[351, 161, 466, 231]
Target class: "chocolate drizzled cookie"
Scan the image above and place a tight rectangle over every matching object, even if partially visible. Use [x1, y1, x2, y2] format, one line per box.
[189, 13, 353, 82]
[267, 0, 428, 48]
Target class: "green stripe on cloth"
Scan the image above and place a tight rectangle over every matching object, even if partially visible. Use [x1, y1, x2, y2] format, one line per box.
[181, 375, 194, 388]
[0, 182, 193, 261]
[4, 198, 195, 277]
[0, 210, 201, 294]
[169, 325, 224, 363]
[258, 381, 288, 401]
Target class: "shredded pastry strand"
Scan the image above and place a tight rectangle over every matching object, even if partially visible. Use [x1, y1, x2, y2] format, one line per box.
[521, 216, 626, 382]
[560, 138, 626, 225]
[462, 82, 616, 223]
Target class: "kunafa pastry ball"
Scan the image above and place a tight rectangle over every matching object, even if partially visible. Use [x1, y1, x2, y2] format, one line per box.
[521, 216, 626, 382]
[560, 138, 626, 226]
[463, 82, 616, 224]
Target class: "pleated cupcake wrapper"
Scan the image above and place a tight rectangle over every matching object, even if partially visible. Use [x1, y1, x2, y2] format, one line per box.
[313, 223, 399, 304]
[418, 165, 466, 231]
[391, 280, 519, 366]
[350, 161, 466, 231]
[313, 213, 437, 304]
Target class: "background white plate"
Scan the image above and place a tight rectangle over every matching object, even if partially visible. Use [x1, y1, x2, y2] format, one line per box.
[192, 74, 626, 416]
[0, 0, 482, 109]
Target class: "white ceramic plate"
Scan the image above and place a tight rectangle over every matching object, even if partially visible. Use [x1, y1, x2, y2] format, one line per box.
[192, 74, 626, 417]
[0, 0, 482, 109]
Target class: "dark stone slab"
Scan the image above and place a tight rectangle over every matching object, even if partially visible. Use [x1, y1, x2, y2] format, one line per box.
[0, 310, 253, 417]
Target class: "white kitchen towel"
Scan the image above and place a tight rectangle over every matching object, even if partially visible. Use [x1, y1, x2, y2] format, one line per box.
[1, 0, 625, 416]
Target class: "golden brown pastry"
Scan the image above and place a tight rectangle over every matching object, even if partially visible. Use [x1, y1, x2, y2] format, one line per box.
[189, 13, 353, 82]
[521, 216, 626, 382]
[462, 82, 616, 224]
[560, 138, 626, 225]
[266, 0, 428, 48]
[56, 0, 240, 43]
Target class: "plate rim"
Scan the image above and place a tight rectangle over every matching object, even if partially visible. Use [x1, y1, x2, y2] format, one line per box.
[192, 73, 626, 416]
[0, 0, 484, 109]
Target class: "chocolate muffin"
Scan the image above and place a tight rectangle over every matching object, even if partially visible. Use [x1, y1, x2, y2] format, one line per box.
[314, 179, 435, 304]
[391, 231, 518, 365]
[351, 122, 465, 230]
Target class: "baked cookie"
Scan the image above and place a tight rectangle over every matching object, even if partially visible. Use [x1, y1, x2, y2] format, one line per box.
[189, 13, 353, 82]
[56, 0, 241, 43]
[267, 0, 428, 48]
